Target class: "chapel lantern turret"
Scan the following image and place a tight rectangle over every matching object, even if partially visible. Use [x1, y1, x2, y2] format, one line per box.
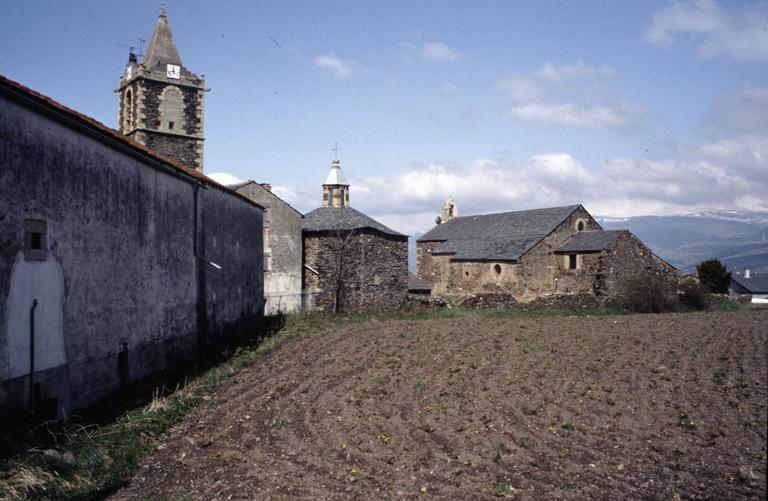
[322, 159, 350, 208]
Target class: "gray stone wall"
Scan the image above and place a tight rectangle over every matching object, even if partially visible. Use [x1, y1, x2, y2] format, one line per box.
[136, 130, 202, 172]
[0, 92, 262, 417]
[595, 232, 678, 300]
[234, 183, 303, 314]
[304, 230, 408, 313]
[554, 232, 677, 301]
[119, 78, 205, 171]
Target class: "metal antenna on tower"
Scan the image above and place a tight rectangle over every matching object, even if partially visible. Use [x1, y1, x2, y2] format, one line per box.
[137, 37, 146, 59]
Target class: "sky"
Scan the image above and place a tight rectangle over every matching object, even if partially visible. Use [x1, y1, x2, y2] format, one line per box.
[1, 0, 767, 235]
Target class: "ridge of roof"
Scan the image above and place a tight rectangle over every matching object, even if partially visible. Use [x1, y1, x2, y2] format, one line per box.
[417, 205, 583, 262]
[230, 180, 304, 217]
[302, 207, 407, 238]
[0, 73, 262, 210]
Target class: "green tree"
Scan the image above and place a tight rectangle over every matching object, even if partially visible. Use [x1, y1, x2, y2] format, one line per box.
[696, 259, 731, 293]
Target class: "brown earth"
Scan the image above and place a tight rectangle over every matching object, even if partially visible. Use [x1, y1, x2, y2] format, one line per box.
[113, 311, 767, 500]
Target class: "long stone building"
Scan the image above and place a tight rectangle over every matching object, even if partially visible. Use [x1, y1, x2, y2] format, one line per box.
[417, 200, 675, 302]
[303, 160, 408, 313]
[0, 9, 264, 420]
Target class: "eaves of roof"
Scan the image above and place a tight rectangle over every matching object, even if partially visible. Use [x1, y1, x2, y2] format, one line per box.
[0, 73, 263, 211]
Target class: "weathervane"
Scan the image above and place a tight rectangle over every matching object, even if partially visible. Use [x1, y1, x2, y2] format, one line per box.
[332, 142, 340, 161]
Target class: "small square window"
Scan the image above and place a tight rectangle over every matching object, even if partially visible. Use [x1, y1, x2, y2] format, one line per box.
[168, 121, 175, 130]
[24, 219, 48, 261]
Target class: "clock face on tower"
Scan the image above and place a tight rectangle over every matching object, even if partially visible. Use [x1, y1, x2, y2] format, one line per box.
[166, 64, 180, 79]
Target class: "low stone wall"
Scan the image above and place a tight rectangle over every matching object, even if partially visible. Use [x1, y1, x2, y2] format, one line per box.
[522, 293, 604, 310]
[446, 292, 604, 310]
[709, 293, 751, 305]
[458, 294, 518, 309]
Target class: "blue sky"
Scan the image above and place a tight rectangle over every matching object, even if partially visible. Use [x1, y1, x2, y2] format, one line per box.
[2, 0, 767, 234]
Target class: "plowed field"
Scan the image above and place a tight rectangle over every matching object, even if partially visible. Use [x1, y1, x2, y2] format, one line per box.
[113, 311, 767, 500]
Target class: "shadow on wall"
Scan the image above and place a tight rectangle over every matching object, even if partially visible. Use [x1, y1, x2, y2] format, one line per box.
[0, 312, 286, 459]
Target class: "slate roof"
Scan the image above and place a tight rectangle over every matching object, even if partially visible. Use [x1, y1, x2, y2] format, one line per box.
[302, 207, 406, 238]
[556, 230, 626, 253]
[0, 74, 262, 210]
[730, 273, 768, 293]
[408, 273, 432, 292]
[417, 205, 582, 261]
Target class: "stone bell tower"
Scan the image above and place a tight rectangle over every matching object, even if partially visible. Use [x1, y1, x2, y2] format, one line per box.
[436, 196, 458, 224]
[117, 4, 205, 171]
[322, 158, 350, 208]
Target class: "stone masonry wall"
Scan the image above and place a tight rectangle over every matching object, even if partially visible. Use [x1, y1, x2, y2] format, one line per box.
[304, 230, 408, 313]
[595, 232, 678, 301]
[138, 131, 202, 172]
[554, 252, 602, 294]
[131, 79, 204, 171]
[235, 183, 303, 314]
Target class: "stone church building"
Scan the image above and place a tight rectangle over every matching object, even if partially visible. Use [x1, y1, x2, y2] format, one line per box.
[417, 200, 675, 302]
[303, 160, 408, 313]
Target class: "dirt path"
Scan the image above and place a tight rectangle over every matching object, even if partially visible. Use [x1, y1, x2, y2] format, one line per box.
[112, 311, 767, 500]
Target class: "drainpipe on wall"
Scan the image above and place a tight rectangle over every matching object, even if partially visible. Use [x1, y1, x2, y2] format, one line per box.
[193, 184, 209, 353]
[29, 298, 38, 413]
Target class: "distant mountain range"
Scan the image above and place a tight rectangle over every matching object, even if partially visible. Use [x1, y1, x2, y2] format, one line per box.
[597, 210, 768, 273]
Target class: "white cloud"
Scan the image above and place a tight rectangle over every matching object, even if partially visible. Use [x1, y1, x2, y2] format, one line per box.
[509, 102, 639, 128]
[646, 0, 768, 61]
[400, 40, 463, 63]
[699, 133, 768, 180]
[712, 85, 768, 135]
[313, 53, 357, 78]
[207, 172, 243, 186]
[536, 62, 613, 81]
[494, 73, 542, 102]
[495, 63, 641, 128]
[343, 143, 766, 232]
[421, 41, 462, 62]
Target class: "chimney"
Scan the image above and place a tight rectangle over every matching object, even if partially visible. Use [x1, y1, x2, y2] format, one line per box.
[745, 269, 751, 279]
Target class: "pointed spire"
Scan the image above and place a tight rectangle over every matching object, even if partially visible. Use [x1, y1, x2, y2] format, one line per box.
[142, 3, 182, 68]
[324, 159, 349, 186]
[323, 157, 350, 207]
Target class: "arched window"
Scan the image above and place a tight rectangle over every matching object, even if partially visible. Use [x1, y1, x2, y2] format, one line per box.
[493, 264, 502, 275]
[124, 89, 133, 130]
[575, 219, 586, 232]
[162, 87, 184, 132]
